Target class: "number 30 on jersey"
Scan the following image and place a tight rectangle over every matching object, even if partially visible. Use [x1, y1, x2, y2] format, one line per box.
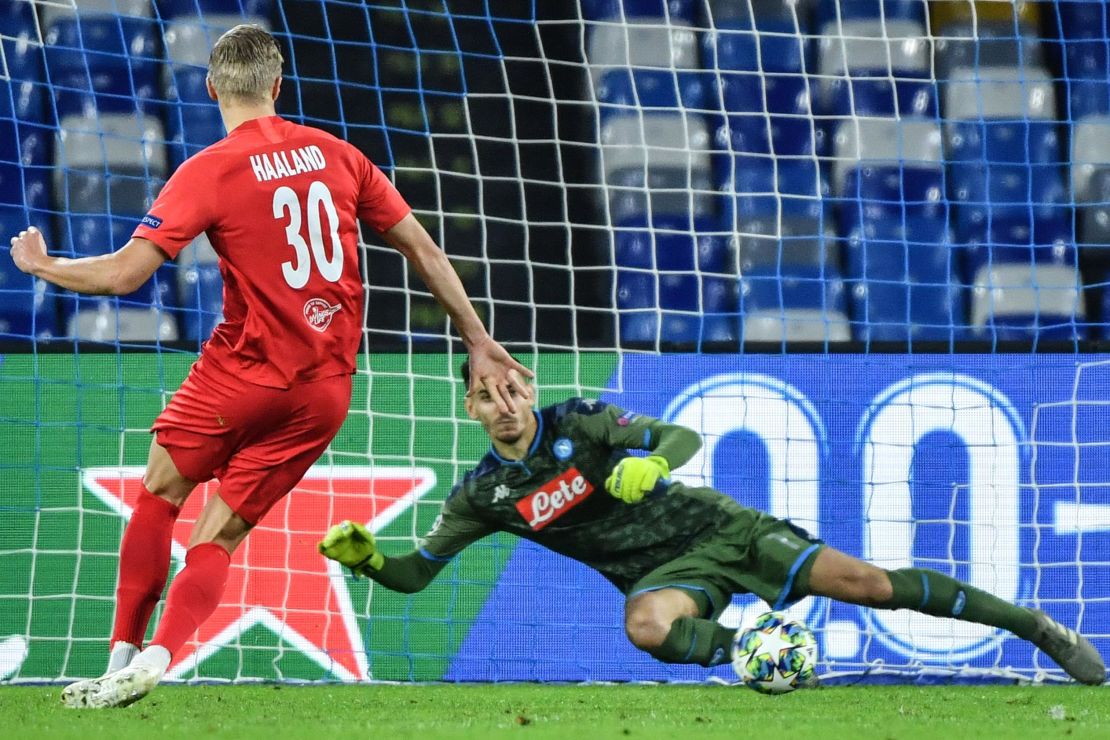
[273, 181, 343, 289]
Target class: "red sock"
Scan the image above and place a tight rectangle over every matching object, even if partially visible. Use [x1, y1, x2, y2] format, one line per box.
[151, 542, 231, 656]
[111, 489, 180, 648]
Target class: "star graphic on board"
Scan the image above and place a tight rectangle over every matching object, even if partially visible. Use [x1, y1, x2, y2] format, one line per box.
[82, 465, 436, 681]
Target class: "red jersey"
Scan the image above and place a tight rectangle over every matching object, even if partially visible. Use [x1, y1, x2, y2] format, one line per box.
[134, 115, 411, 388]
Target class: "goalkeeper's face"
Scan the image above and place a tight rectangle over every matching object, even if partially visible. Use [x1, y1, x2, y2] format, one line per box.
[465, 383, 536, 445]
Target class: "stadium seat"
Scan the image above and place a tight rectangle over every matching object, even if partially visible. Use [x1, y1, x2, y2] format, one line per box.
[740, 267, 851, 343]
[583, 0, 696, 22]
[587, 19, 698, 89]
[846, 218, 964, 341]
[723, 155, 827, 224]
[969, 262, 1086, 341]
[1072, 116, 1110, 203]
[177, 234, 224, 342]
[703, 0, 801, 28]
[54, 114, 168, 224]
[733, 216, 835, 275]
[602, 113, 711, 219]
[615, 218, 737, 346]
[0, 206, 57, 339]
[44, 17, 159, 116]
[929, 1, 1042, 36]
[595, 69, 712, 122]
[158, 0, 273, 19]
[1079, 167, 1110, 250]
[932, 23, 1045, 82]
[945, 66, 1068, 258]
[817, 18, 932, 117]
[817, 0, 926, 26]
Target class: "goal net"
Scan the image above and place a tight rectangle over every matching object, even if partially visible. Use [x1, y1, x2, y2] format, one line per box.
[1, 0, 1107, 685]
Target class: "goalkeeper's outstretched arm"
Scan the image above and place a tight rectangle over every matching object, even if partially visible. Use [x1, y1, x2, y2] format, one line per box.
[357, 550, 448, 594]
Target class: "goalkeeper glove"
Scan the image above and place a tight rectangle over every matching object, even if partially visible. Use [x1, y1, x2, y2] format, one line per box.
[605, 455, 670, 504]
[317, 520, 384, 574]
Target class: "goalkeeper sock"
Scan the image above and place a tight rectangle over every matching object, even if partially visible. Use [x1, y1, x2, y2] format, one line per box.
[150, 542, 231, 656]
[654, 616, 735, 667]
[883, 568, 1037, 640]
[110, 489, 180, 649]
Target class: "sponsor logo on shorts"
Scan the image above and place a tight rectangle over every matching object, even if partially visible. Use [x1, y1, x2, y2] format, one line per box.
[553, 437, 574, 461]
[516, 467, 594, 530]
[304, 298, 342, 332]
[140, 213, 162, 229]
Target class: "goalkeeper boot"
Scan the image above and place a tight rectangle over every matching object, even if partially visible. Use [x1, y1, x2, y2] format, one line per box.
[80, 662, 163, 708]
[1029, 609, 1106, 685]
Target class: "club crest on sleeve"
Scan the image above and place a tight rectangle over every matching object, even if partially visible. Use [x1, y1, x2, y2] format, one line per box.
[140, 213, 162, 229]
[553, 437, 574, 461]
[617, 411, 638, 426]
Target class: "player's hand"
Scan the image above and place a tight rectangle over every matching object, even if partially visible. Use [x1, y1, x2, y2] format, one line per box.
[9, 227, 49, 276]
[467, 337, 534, 414]
[605, 455, 670, 504]
[317, 520, 383, 573]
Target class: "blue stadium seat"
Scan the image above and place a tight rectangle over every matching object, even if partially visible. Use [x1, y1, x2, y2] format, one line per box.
[734, 217, 835, 275]
[1066, 79, 1110, 121]
[815, 0, 925, 27]
[583, 0, 696, 22]
[1078, 166, 1110, 251]
[740, 267, 850, 342]
[158, 0, 273, 19]
[817, 17, 929, 115]
[615, 218, 736, 345]
[44, 17, 159, 116]
[845, 218, 964, 341]
[1057, 1, 1108, 42]
[596, 69, 712, 121]
[178, 261, 223, 342]
[723, 156, 827, 224]
[0, 206, 57, 339]
[933, 24, 1046, 81]
[164, 66, 226, 164]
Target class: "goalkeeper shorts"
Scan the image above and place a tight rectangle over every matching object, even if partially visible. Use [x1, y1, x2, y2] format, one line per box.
[152, 355, 351, 524]
[628, 501, 824, 620]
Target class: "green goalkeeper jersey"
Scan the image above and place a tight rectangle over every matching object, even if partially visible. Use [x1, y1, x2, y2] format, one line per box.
[409, 398, 742, 593]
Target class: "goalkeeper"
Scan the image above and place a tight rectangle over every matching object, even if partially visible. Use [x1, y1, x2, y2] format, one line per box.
[320, 364, 1105, 685]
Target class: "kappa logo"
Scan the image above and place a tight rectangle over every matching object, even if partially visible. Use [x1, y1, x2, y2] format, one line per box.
[492, 484, 512, 503]
[515, 467, 594, 531]
[304, 298, 342, 332]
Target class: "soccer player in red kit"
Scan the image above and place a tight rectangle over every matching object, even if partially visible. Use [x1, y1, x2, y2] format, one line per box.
[9, 24, 531, 708]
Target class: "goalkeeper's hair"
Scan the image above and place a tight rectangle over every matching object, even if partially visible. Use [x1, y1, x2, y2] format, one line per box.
[208, 24, 283, 104]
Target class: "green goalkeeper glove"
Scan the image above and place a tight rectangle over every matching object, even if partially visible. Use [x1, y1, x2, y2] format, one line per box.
[605, 455, 670, 504]
[317, 520, 384, 574]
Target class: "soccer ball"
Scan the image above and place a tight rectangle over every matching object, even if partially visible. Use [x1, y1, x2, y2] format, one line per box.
[731, 611, 818, 694]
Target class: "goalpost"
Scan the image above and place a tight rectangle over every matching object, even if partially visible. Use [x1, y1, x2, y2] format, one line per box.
[0, 0, 1107, 685]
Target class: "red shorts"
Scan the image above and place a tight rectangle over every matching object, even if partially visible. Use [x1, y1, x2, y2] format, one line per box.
[152, 356, 352, 524]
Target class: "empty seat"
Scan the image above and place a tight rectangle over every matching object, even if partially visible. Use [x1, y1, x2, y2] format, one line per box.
[583, 0, 697, 22]
[846, 218, 964, 341]
[969, 262, 1086, 341]
[818, 18, 932, 116]
[740, 267, 851, 342]
[616, 218, 737, 345]
[587, 19, 699, 89]
[44, 17, 159, 117]
[704, 0, 800, 27]
[945, 66, 1067, 252]
[733, 217, 835, 274]
[0, 209, 57, 339]
[932, 23, 1045, 81]
[158, 0, 273, 19]
[723, 155, 827, 224]
[816, 0, 926, 27]
[1079, 167, 1110, 250]
[596, 69, 712, 121]
[1072, 116, 1110, 202]
[177, 234, 224, 342]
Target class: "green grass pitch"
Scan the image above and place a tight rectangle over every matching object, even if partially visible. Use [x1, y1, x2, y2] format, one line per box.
[3, 684, 1110, 739]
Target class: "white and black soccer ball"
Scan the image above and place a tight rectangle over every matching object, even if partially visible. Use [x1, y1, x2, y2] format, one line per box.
[731, 611, 818, 694]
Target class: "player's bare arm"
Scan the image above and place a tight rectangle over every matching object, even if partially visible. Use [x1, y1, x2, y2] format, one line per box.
[381, 213, 533, 412]
[9, 227, 165, 296]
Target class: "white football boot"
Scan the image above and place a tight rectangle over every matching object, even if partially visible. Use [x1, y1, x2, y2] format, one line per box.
[63, 663, 162, 709]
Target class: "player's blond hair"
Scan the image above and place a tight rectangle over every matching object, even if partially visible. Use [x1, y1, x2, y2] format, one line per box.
[207, 24, 283, 104]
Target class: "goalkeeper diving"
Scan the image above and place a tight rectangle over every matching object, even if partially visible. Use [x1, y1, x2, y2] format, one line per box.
[319, 363, 1105, 684]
